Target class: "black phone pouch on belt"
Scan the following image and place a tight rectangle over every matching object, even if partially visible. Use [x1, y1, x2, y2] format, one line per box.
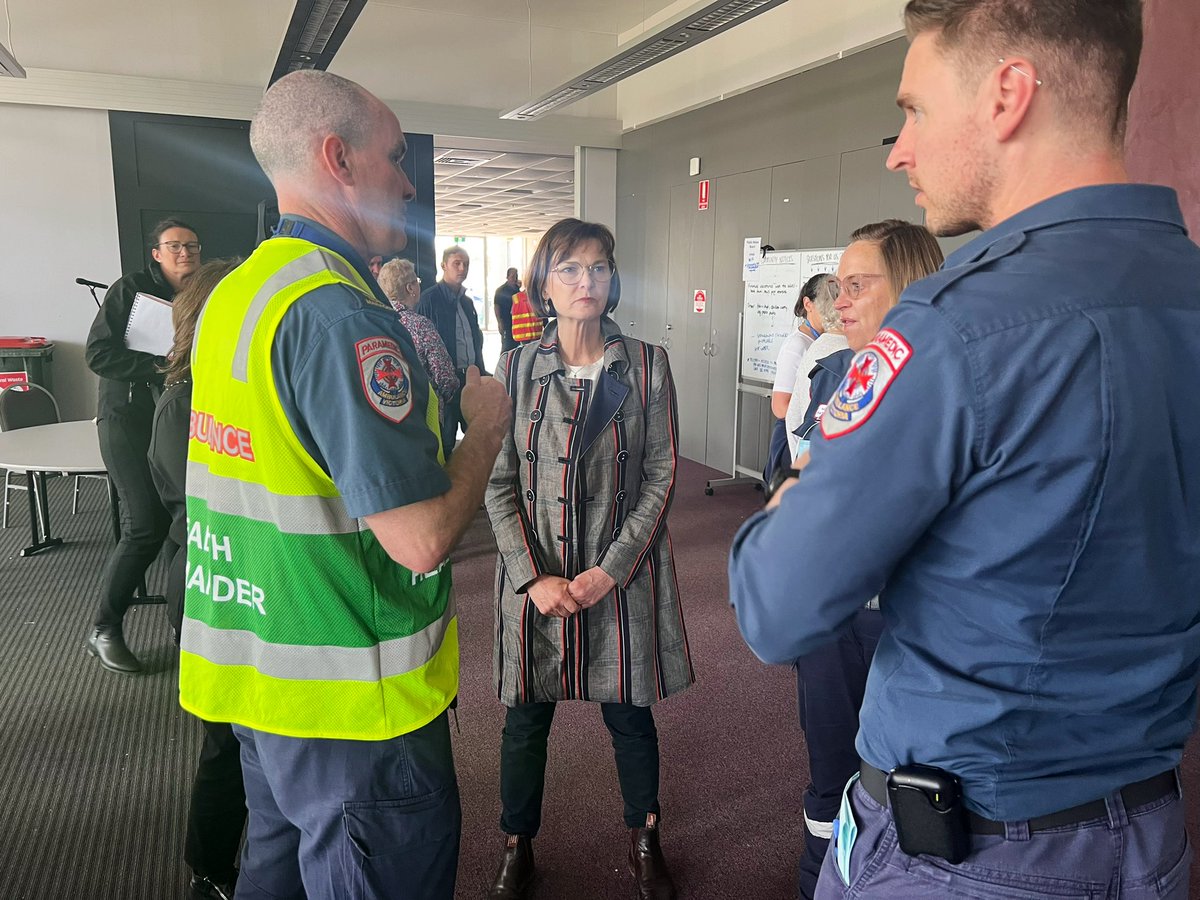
[886, 764, 971, 863]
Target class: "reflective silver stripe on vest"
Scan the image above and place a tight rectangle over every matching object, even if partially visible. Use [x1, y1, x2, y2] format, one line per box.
[232, 248, 362, 382]
[184, 593, 456, 681]
[187, 460, 366, 535]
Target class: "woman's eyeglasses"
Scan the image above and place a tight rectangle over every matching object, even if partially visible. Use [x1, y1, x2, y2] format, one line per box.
[551, 261, 614, 285]
[832, 273, 885, 300]
[157, 241, 202, 255]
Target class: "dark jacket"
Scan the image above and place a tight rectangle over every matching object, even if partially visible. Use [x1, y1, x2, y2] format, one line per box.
[147, 378, 190, 635]
[795, 348, 854, 440]
[416, 281, 487, 375]
[85, 262, 174, 420]
[147, 379, 190, 548]
[493, 281, 518, 334]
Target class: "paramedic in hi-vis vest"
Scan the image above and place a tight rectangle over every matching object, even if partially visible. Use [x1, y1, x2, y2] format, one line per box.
[179, 70, 510, 900]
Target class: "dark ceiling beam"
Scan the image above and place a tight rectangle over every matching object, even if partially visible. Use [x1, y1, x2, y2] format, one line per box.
[268, 0, 369, 87]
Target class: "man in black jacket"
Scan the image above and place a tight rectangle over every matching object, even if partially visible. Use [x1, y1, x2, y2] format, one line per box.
[416, 245, 486, 456]
[493, 267, 521, 353]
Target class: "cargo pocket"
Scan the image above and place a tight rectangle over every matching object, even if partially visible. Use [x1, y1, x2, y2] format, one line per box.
[341, 786, 462, 900]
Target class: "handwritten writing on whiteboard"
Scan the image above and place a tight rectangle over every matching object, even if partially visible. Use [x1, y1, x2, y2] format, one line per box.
[740, 247, 844, 383]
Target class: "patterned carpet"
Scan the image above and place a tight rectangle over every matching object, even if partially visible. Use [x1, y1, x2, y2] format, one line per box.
[1, 459, 1197, 899]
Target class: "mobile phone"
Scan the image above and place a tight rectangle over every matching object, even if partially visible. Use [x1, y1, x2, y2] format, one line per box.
[886, 764, 971, 863]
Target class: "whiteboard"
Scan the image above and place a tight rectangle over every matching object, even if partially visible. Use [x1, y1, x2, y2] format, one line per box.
[740, 247, 844, 383]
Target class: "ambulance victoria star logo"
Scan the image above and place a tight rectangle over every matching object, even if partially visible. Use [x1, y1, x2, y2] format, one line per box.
[821, 328, 914, 440]
[831, 352, 879, 419]
[356, 336, 414, 423]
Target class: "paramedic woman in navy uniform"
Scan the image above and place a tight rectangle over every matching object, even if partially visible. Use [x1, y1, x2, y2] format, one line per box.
[85, 218, 201, 673]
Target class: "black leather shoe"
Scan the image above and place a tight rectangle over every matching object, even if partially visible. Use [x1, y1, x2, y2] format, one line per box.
[629, 814, 676, 900]
[487, 834, 535, 899]
[190, 874, 236, 900]
[86, 626, 142, 674]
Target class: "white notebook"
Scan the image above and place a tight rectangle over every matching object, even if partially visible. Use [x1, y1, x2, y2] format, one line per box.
[123, 292, 174, 356]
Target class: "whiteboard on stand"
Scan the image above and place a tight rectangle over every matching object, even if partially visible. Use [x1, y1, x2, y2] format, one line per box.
[740, 247, 844, 384]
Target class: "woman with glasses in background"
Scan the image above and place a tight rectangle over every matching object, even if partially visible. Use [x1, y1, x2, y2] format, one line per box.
[786, 219, 943, 900]
[484, 218, 692, 900]
[85, 217, 202, 674]
[377, 257, 460, 423]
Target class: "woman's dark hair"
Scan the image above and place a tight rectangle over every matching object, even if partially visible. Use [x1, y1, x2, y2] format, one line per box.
[794, 272, 832, 318]
[149, 217, 199, 247]
[163, 258, 241, 384]
[849, 219, 944, 302]
[526, 218, 621, 318]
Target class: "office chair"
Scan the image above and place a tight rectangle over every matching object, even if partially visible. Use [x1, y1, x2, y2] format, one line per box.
[0, 384, 106, 527]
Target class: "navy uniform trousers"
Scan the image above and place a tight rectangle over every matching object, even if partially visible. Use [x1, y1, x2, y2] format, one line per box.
[232, 713, 461, 900]
[794, 608, 883, 900]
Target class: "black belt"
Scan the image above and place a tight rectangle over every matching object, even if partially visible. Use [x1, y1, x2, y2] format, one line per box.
[859, 762, 1178, 835]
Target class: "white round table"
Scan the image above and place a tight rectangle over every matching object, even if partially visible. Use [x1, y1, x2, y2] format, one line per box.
[0, 420, 107, 556]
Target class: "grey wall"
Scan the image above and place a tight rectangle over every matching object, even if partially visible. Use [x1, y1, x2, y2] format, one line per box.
[615, 38, 966, 475]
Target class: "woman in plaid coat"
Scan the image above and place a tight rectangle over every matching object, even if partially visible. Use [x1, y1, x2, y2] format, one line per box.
[484, 219, 693, 900]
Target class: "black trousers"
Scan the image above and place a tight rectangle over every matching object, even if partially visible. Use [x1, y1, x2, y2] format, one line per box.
[93, 408, 171, 629]
[793, 607, 883, 900]
[500, 701, 660, 836]
[186, 718, 248, 883]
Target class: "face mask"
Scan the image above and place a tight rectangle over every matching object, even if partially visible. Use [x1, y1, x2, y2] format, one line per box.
[833, 772, 860, 885]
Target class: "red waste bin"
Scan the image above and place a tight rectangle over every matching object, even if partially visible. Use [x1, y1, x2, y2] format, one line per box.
[0, 337, 55, 393]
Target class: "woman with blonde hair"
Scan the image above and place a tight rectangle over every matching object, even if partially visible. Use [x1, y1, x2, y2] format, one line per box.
[785, 219, 943, 900]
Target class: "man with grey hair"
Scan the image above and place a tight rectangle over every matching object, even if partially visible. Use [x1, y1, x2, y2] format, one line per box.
[731, 0, 1200, 897]
[417, 244, 487, 456]
[180, 68, 510, 899]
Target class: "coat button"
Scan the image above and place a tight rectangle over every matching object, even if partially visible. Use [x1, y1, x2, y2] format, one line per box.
[617, 450, 630, 462]
[526, 489, 536, 501]
[539, 375, 550, 385]
[614, 411, 624, 422]
[616, 490, 627, 501]
[525, 450, 536, 462]
[612, 527, 621, 539]
[530, 409, 542, 422]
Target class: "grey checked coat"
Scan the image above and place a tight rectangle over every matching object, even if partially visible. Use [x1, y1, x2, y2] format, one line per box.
[485, 319, 694, 707]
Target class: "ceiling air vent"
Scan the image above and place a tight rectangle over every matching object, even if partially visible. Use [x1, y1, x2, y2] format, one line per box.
[501, 0, 790, 120]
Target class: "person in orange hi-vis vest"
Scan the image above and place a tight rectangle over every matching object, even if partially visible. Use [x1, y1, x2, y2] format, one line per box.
[509, 290, 544, 343]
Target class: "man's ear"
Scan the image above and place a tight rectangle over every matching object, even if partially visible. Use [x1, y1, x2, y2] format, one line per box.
[319, 133, 355, 186]
[989, 57, 1040, 143]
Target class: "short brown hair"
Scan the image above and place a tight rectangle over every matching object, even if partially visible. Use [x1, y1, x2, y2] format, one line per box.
[903, 0, 1143, 142]
[163, 258, 241, 384]
[526, 218, 622, 318]
[441, 245, 468, 266]
[850, 220, 944, 303]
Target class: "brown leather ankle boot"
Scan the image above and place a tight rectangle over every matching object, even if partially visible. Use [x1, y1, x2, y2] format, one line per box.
[628, 813, 677, 900]
[487, 834, 535, 899]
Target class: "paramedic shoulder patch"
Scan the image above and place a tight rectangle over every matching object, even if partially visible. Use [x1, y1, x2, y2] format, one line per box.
[356, 336, 413, 423]
[821, 328, 912, 439]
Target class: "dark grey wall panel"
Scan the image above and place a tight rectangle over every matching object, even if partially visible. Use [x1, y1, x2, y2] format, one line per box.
[711, 168, 772, 475]
[110, 112, 436, 285]
[669, 181, 715, 464]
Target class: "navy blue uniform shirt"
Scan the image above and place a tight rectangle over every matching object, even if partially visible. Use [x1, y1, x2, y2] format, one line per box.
[269, 216, 450, 519]
[729, 185, 1200, 820]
